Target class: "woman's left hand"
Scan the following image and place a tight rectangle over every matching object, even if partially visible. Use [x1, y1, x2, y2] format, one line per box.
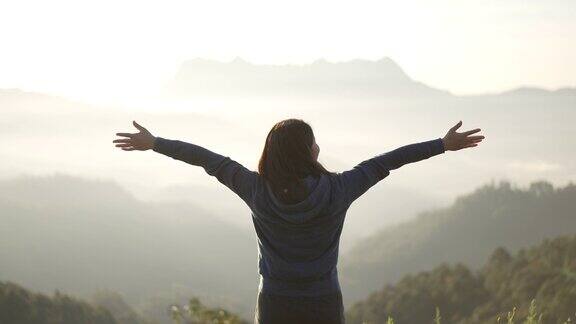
[113, 120, 156, 151]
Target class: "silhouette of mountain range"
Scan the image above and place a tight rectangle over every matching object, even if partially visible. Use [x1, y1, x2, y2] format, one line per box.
[339, 180, 576, 306]
[0, 173, 258, 318]
[163, 57, 452, 98]
[497, 86, 576, 97]
[162, 57, 575, 99]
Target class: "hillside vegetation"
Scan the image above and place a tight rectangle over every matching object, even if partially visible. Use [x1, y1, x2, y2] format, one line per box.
[346, 233, 576, 323]
[0, 281, 250, 324]
[0, 173, 257, 319]
[341, 180, 576, 304]
[0, 281, 117, 324]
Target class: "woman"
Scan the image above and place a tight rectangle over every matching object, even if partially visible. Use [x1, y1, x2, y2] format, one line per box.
[113, 118, 484, 324]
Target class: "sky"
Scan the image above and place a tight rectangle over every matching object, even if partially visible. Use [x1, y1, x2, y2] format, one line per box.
[0, 0, 574, 105]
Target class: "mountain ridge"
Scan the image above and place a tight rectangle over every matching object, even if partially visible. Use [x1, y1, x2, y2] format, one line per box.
[165, 56, 450, 98]
[345, 232, 576, 323]
[163, 56, 576, 99]
[339, 179, 576, 306]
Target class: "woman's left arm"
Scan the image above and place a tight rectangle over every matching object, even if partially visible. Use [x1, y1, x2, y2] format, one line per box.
[113, 121, 259, 206]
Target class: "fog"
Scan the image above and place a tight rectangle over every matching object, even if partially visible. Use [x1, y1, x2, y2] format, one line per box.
[1, 57, 574, 320]
[2, 59, 574, 240]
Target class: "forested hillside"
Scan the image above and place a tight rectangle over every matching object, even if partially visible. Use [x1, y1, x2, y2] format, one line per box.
[0, 281, 249, 324]
[0, 281, 117, 324]
[341, 179, 576, 304]
[346, 233, 576, 323]
[0, 173, 258, 319]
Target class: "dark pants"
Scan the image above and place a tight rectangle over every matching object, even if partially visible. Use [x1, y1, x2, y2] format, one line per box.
[254, 290, 345, 324]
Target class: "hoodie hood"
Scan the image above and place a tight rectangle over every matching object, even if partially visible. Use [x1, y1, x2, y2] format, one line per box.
[264, 174, 333, 224]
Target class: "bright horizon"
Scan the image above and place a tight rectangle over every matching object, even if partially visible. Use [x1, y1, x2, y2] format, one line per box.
[1, 0, 574, 107]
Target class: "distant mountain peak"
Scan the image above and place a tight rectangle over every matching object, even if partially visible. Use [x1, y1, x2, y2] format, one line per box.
[165, 56, 449, 98]
[230, 56, 250, 65]
[377, 56, 394, 63]
[496, 86, 576, 97]
[312, 57, 329, 65]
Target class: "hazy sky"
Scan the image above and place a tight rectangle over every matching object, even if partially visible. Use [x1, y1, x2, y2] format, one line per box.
[1, 0, 574, 104]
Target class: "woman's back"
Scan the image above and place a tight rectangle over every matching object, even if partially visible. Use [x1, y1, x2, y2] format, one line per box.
[251, 173, 348, 297]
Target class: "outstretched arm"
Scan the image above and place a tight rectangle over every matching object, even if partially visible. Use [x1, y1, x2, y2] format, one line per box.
[113, 121, 259, 207]
[337, 120, 484, 206]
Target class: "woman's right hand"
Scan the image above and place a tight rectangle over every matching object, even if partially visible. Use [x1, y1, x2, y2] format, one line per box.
[442, 121, 485, 151]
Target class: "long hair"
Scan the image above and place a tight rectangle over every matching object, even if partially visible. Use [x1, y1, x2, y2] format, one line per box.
[258, 118, 335, 204]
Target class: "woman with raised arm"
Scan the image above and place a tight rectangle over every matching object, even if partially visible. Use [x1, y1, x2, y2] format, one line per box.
[113, 119, 484, 324]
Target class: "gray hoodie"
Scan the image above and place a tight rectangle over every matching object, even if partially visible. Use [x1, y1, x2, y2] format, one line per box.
[153, 136, 445, 297]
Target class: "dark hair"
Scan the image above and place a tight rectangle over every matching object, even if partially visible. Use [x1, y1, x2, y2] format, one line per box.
[258, 118, 335, 204]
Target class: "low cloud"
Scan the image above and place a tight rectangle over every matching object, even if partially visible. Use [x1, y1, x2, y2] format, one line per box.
[506, 160, 562, 172]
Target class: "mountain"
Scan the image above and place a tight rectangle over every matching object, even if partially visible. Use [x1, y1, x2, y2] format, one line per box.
[0, 280, 247, 324]
[0, 280, 118, 324]
[345, 233, 576, 324]
[0, 173, 258, 319]
[162, 57, 452, 98]
[496, 86, 576, 97]
[0, 88, 90, 113]
[161, 56, 576, 99]
[339, 179, 576, 305]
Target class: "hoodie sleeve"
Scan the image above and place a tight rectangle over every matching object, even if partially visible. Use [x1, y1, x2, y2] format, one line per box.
[152, 136, 259, 207]
[336, 138, 446, 206]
